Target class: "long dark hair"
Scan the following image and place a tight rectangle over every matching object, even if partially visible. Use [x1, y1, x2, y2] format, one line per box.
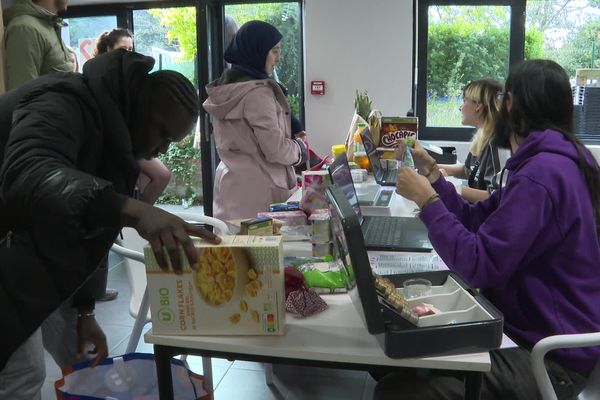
[94, 28, 133, 56]
[495, 59, 600, 236]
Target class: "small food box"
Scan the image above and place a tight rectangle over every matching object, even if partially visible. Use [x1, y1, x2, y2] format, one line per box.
[379, 116, 418, 149]
[326, 186, 503, 358]
[144, 235, 284, 336]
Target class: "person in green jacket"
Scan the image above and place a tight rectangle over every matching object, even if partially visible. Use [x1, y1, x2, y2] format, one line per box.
[3, 0, 72, 90]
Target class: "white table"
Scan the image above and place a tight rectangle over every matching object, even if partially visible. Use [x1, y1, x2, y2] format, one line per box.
[147, 176, 501, 399]
[146, 293, 491, 400]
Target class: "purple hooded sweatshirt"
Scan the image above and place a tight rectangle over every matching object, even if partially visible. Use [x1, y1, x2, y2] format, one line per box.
[420, 129, 600, 376]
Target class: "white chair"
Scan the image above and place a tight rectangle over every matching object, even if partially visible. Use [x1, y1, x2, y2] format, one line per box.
[531, 332, 600, 400]
[110, 213, 229, 393]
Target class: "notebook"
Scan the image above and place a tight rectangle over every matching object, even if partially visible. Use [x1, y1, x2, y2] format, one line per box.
[328, 153, 432, 252]
[360, 127, 397, 186]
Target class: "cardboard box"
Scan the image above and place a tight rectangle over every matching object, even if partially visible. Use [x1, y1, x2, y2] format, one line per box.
[144, 235, 284, 336]
[240, 217, 273, 236]
[379, 117, 418, 148]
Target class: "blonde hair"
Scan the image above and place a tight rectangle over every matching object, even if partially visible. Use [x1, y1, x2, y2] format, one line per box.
[463, 79, 503, 157]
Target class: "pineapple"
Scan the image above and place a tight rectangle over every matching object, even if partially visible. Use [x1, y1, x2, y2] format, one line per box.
[354, 90, 372, 121]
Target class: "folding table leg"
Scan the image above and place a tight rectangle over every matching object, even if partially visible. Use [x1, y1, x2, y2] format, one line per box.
[202, 357, 214, 394]
[154, 345, 174, 400]
[265, 363, 274, 385]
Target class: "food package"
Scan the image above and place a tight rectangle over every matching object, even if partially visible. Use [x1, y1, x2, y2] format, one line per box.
[239, 217, 273, 236]
[298, 260, 349, 294]
[257, 210, 307, 227]
[300, 170, 331, 214]
[379, 117, 418, 149]
[311, 242, 332, 257]
[144, 235, 284, 335]
[308, 209, 331, 243]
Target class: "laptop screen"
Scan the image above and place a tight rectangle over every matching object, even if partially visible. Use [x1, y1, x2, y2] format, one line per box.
[326, 185, 386, 334]
[328, 153, 364, 224]
[360, 127, 385, 181]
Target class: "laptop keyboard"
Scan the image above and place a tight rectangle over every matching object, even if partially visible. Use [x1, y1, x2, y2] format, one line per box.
[363, 217, 404, 247]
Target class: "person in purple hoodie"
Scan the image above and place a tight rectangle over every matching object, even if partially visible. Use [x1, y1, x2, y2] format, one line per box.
[376, 59, 600, 399]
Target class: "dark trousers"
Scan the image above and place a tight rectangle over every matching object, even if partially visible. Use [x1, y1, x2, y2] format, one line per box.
[374, 347, 587, 400]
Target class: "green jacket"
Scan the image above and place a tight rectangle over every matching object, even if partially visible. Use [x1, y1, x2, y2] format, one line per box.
[3, 0, 73, 90]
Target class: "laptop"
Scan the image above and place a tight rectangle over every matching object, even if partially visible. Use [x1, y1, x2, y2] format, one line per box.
[360, 127, 397, 186]
[328, 153, 432, 252]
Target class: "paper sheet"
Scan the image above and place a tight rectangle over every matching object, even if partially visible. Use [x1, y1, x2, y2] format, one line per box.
[368, 251, 448, 275]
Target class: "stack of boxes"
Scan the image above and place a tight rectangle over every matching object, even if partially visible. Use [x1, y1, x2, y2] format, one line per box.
[309, 209, 332, 257]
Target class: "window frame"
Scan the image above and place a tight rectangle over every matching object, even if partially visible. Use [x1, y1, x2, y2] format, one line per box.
[415, 0, 525, 141]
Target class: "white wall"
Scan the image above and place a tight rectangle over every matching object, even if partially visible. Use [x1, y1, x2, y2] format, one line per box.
[303, 0, 413, 157]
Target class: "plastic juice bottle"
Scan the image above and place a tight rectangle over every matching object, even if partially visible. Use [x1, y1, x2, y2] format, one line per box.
[354, 152, 370, 170]
[353, 122, 369, 169]
[353, 122, 367, 154]
[401, 137, 415, 168]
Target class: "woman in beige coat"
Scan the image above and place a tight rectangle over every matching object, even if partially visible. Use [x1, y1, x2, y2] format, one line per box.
[203, 20, 307, 221]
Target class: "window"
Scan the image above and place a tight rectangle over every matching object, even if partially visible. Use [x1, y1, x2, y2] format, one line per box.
[133, 7, 197, 86]
[62, 16, 118, 71]
[132, 6, 200, 207]
[63, 3, 202, 208]
[416, 0, 525, 141]
[525, 0, 600, 138]
[224, 3, 303, 120]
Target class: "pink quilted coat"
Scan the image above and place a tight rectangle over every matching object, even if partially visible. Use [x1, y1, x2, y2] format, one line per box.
[203, 79, 300, 221]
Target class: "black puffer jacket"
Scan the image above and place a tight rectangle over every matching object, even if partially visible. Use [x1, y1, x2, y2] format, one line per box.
[0, 50, 152, 369]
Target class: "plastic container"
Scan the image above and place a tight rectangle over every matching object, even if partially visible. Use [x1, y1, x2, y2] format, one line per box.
[403, 278, 432, 299]
[331, 144, 346, 160]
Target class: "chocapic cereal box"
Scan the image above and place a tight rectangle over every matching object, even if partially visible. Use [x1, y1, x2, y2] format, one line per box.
[144, 235, 284, 335]
[379, 117, 418, 149]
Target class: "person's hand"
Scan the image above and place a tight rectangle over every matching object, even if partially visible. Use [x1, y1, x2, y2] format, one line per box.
[76, 313, 108, 368]
[294, 130, 307, 143]
[396, 167, 437, 207]
[120, 198, 221, 273]
[439, 168, 448, 177]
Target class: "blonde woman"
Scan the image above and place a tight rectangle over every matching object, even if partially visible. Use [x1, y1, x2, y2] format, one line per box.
[439, 79, 509, 202]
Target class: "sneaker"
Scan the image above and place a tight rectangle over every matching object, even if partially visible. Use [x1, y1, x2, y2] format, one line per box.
[97, 288, 119, 302]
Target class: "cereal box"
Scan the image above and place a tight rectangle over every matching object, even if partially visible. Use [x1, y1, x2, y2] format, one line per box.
[379, 117, 418, 149]
[144, 235, 284, 335]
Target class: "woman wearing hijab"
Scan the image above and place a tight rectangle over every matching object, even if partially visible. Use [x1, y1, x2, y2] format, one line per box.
[203, 20, 307, 221]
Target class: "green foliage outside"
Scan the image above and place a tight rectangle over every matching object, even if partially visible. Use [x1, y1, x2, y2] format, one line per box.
[150, 4, 302, 116]
[158, 135, 202, 207]
[133, 10, 177, 56]
[427, 22, 544, 99]
[544, 19, 600, 75]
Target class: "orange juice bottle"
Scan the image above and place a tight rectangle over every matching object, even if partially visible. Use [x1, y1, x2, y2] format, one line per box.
[353, 122, 369, 169]
[354, 152, 370, 170]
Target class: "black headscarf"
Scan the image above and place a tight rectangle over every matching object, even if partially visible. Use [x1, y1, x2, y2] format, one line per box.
[224, 20, 282, 80]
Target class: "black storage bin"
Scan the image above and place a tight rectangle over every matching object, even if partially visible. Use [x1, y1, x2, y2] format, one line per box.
[326, 186, 504, 359]
[428, 146, 457, 164]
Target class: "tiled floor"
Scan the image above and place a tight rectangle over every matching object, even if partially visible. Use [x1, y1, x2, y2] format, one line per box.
[40, 206, 377, 400]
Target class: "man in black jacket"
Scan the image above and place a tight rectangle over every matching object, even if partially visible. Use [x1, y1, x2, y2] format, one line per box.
[0, 50, 219, 399]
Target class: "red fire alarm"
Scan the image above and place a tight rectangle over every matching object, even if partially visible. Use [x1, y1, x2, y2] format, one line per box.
[311, 80, 325, 95]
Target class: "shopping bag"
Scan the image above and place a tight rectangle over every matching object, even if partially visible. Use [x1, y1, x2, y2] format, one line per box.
[344, 111, 369, 162]
[367, 109, 382, 148]
[55, 352, 210, 400]
[293, 147, 331, 174]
